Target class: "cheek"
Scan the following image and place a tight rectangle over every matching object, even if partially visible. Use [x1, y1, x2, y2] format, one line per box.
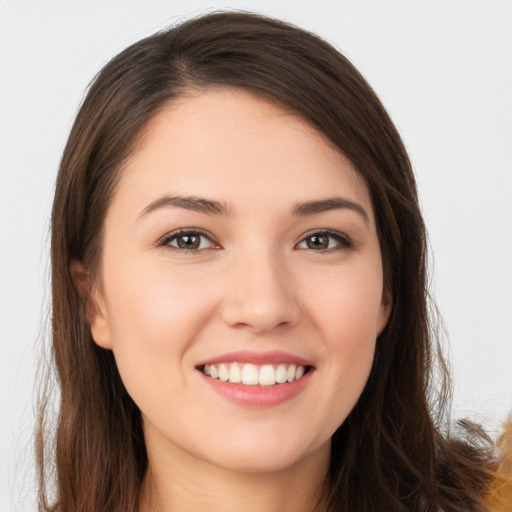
[308, 261, 385, 345]
[321, 286, 378, 386]
[105, 259, 217, 345]
[302, 263, 383, 415]
[101, 260, 219, 402]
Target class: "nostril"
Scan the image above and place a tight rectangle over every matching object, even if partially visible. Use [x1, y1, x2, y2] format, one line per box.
[220, 298, 301, 333]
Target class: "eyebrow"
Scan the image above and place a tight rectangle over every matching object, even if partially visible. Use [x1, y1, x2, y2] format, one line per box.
[139, 195, 231, 218]
[138, 194, 369, 225]
[292, 197, 369, 225]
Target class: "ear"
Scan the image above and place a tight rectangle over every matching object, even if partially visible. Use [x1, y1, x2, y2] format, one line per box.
[69, 259, 113, 349]
[377, 289, 392, 337]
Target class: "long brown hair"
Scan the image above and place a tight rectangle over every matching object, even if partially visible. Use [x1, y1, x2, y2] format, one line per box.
[38, 11, 500, 511]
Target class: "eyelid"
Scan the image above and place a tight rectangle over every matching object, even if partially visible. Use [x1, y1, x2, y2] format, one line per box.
[156, 228, 221, 251]
[156, 228, 353, 253]
[295, 229, 354, 251]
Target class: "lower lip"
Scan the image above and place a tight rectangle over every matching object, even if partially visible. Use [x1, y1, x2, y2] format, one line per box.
[200, 370, 313, 407]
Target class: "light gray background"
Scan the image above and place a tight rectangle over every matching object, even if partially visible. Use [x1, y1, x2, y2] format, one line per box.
[1, 1, 511, 510]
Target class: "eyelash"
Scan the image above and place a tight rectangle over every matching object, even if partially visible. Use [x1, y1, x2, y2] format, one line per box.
[157, 229, 353, 253]
[296, 230, 353, 252]
[157, 229, 219, 253]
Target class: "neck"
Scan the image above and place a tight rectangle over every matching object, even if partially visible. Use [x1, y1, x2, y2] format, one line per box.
[139, 440, 330, 512]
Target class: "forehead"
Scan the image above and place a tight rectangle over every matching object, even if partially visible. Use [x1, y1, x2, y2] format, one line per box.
[114, 87, 373, 220]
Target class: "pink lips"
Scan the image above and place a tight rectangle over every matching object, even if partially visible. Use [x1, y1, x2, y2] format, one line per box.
[196, 350, 314, 407]
[196, 350, 313, 367]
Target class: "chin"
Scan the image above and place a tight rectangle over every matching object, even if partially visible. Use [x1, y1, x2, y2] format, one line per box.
[200, 433, 330, 474]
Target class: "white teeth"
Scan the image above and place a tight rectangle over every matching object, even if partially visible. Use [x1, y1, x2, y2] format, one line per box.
[229, 363, 242, 383]
[241, 364, 259, 385]
[275, 364, 287, 384]
[286, 364, 296, 383]
[218, 364, 229, 382]
[259, 365, 275, 386]
[202, 362, 308, 386]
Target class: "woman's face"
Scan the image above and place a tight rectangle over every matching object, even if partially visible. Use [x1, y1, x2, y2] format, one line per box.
[89, 88, 390, 474]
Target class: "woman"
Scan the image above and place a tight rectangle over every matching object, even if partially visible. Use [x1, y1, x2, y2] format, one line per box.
[37, 11, 511, 512]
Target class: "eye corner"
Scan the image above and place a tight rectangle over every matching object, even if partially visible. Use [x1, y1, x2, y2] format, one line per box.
[295, 229, 354, 252]
[156, 228, 221, 253]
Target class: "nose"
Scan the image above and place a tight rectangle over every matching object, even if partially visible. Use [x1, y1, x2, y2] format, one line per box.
[220, 250, 301, 334]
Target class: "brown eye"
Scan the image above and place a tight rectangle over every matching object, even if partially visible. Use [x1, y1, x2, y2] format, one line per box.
[176, 234, 201, 250]
[297, 231, 352, 252]
[306, 234, 329, 250]
[162, 231, 216, 252]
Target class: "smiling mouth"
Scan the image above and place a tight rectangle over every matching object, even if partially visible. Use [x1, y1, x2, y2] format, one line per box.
[198, 363, 312, 387]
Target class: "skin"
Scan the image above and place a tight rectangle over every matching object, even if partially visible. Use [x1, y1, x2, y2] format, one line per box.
[82, 88, 391, 512]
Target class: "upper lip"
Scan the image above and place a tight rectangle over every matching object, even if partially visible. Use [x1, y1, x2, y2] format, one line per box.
[196, 350, 314, 367]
